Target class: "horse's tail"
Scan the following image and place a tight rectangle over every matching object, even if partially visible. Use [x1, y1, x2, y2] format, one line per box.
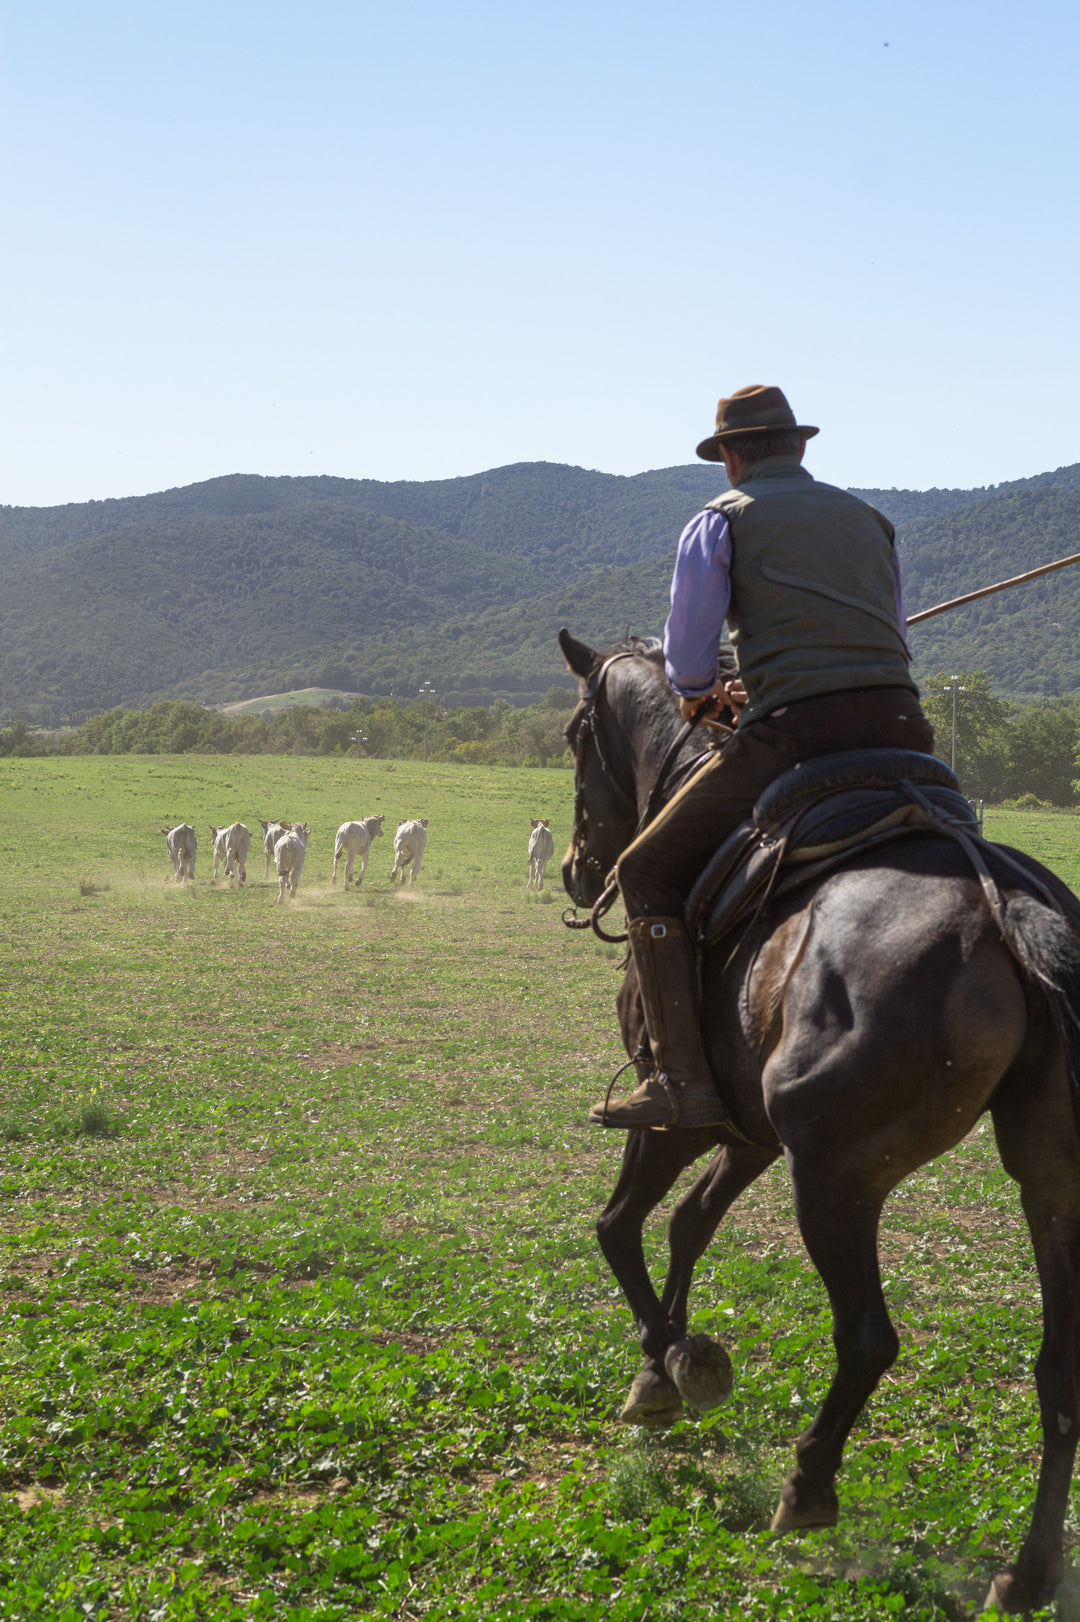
[998, 878, 1080, 1142]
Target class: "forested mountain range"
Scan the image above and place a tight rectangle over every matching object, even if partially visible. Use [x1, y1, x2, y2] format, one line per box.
[3, 460, 1080, 718]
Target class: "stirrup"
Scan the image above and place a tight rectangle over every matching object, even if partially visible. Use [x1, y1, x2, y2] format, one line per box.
[588, 1055, 659, 1127]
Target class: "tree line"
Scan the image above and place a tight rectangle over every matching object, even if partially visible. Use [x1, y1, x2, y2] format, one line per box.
[919, 672, 1080, 805]
[5, 673, 1080, 806]
[0, 690, 576, 769]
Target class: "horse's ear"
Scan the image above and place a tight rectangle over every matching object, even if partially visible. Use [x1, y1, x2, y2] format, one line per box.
[559, 629, 599, 679]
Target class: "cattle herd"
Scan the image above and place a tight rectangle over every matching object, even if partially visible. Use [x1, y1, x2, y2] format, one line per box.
[161, 814, 557, 898]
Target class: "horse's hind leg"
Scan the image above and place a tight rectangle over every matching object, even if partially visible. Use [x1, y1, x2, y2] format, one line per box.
[987, 1201, 1080, 1614]
[771, 1165, 900, 1531]
[985, 1037, 1080, 1615]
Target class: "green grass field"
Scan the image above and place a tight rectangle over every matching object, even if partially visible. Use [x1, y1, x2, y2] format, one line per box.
[3, 758, 1080, 1620]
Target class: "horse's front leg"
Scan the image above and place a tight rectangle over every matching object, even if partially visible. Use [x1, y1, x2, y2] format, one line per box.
[656, 1141, 780, 1410]
[598, 1128, 710, 1353]
[660, 1141, 780, 1337]
[597, 1128, 715, 1426]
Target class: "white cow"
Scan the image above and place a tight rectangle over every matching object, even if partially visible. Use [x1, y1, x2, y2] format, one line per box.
[332, 815, 386, 887]
[275, 822, 311, 903]
[209, 825, 228, 878]
[161, 823, 197, 880]
[259, 819, 291, 880]
[527, 818, 556, 889]
[209, 822, 251, 884]
[389, 819, 428, 886]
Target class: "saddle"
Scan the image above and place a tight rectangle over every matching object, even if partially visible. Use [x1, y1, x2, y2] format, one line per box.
[685, 748, 979, 949]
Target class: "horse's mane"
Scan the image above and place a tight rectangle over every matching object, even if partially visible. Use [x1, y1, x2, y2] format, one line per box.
[595, 636, 736, 674]
[597, 636, 664, 667]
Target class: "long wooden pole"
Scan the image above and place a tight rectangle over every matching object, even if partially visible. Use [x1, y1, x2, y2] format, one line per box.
[906, 551, 1080, 627]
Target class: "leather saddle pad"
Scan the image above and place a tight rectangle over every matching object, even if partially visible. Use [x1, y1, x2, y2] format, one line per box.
[686, 749, 974, 949]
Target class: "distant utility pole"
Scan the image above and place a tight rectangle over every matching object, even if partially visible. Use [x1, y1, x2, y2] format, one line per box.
[349, 730, 367, 759]
[418, 681, 436, 763]
[942, 678, 967, 775]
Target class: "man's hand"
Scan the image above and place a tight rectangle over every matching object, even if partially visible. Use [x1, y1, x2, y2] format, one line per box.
[678, 686, 726, 724]
[722, 676, 748, 712]
[678, 676, 747, 728]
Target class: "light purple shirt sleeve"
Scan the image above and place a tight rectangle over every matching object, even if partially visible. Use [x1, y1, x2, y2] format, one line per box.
[663, 509, 732, 698]
[662, 506, 910, 700]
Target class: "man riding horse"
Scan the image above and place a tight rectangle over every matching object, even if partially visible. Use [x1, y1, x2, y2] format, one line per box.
[591, 384, 935, 1131]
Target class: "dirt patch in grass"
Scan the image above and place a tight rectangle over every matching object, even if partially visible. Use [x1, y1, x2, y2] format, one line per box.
[249, 1481, 340, 1507]
[13, 1483, 67, 1512]
[300, 1043, 370, 1067]
[365, 1327, 444, 1357]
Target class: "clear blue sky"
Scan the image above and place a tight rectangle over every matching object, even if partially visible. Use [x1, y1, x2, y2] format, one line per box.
[3, 0, 1078, 507]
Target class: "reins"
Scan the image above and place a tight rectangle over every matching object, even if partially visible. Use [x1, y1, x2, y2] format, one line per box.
[561, 652, 711, 942]
[639, 714, 711, 831]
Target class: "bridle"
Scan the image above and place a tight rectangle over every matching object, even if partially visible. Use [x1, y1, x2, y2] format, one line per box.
[564, 652, 638, 902]
[562, 651, 711, 940]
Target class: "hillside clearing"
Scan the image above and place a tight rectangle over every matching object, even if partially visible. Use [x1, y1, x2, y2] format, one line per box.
[218, 689, 362, 718]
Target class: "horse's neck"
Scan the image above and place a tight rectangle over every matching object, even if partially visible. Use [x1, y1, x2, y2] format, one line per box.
[613, 670, 695, 817]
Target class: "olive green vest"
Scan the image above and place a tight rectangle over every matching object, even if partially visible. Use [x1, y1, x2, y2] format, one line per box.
[706, 456, 915, 725]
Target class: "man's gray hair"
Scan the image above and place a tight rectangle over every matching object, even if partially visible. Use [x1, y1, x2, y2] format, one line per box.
[722, 429, 803, 466]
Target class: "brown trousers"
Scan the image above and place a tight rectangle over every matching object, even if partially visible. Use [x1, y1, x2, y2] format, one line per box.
[617, 685, 936, 920]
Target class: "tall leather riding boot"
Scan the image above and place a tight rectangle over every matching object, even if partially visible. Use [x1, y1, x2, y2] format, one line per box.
[588, 917, 732, 1131]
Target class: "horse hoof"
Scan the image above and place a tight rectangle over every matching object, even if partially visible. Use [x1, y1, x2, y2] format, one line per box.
[663, 1334, 733, 1411]
[983, 1570, 1059, 1615]
[619, 1368, 684, 1429]
[770, 1485, 838, 1532]
[983, 1575, 1009, 1614]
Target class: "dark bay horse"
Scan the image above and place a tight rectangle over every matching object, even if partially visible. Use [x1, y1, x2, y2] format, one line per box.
[559, 629, 1080, 1615]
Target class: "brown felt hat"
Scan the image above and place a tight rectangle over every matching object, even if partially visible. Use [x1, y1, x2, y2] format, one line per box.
[695, 385, 819, 462]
